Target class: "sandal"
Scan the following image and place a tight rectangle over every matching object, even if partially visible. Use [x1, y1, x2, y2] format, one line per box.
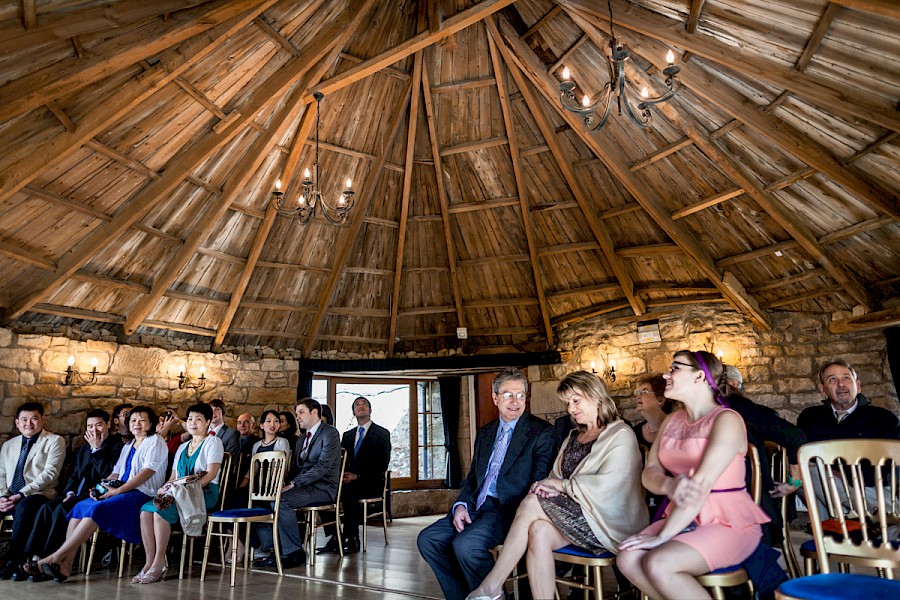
[138, 563, 167, 584]
[39, 562, 68, 583]
[130, 568, 146, 584]
[23, 560, 50, 582]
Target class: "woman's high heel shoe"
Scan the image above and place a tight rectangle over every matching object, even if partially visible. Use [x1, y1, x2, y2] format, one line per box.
[130, 568, 146, 584]
[138, 563, 167, 584]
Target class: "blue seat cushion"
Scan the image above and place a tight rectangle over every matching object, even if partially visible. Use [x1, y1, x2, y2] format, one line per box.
[801, 539, 817, 552]
[778, 573, 900, 600]
[706, 564, 745, 575]
[211, 507, 272, 519]
[554, 544, 616, 559]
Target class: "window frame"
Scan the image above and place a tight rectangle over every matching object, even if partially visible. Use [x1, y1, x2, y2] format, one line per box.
[312, 374, 448, 490]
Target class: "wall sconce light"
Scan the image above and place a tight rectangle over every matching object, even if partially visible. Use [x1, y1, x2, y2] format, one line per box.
[178, 364, 206, 390]
[64, 355, 98, 386]
[603, 359, 617, 382]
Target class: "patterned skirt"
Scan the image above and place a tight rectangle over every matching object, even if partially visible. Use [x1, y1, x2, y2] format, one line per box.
[538, 493, 606, 555]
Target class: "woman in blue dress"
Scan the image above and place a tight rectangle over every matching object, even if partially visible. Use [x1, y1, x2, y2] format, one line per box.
[36, 405, 168, 582]
[135, 402, 223, 584]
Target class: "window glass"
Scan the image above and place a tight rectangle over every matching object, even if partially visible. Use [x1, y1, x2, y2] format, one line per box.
[418, 381, 447, 481]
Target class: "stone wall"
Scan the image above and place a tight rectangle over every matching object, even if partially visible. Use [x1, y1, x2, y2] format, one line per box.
[522, 305, 897, 426]
[0, 328, 298, 445]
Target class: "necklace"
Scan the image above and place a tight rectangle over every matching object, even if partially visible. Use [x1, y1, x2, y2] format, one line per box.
[644, 422, 659, 434]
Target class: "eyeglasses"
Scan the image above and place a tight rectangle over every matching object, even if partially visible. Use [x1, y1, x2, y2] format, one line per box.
[498, 392, 527, 401]
[668, 362, 694, 373]
[634, 389, 654, 397]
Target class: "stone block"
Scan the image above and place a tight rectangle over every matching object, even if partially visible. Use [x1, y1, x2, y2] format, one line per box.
[747, 365, 770, 382]
[72, 385, 117, 398]
[788, 392, 823, 410]
[743, 383, 774, 395]
[751, 394, 786, 409]
[19, 371, 35, 386]
[0, 349, 38, 370]
[17, 334, 51, 349]
[248, 388, 294, 405]
[772, 357, 811, 376]
[7, 382, 69, 398]
[0, 328, 12, 347]
[111, 345, 170, 377]
[261, 358, 286, 372]
[784, 344, 815, 357]
[776, 377, 815, 394]
[762, 346, 783, 357]
[121, 377, 142, 388]
[0, 367, 17, 382]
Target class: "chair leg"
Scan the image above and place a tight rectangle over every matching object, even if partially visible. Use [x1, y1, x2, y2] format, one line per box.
[180, 536, 187, 579]
[273, 519, 283, 576]
[709, 586, 726, 600]
[86, 529, 98, 575]
[362, 502, 368, 553]
[336, 509, 344, 559]
[200, 525, 213, 582]
[117, 541, 126, 578]
[230, 527, 239, 587]
[382, 506, 388, 545]
[307, 512, 317, 566]
[591, 565, 602, 600]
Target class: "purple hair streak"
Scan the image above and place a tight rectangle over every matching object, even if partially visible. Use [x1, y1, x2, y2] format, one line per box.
[694, 351, 728, 407]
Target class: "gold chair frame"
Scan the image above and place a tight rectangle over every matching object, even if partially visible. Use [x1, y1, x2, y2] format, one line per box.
[359, 469, 390, 552]
[177, 450, 232, 579]
[296, 449, 347, 566]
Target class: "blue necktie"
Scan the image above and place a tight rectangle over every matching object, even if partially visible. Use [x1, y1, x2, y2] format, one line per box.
[9, 437, 34, 495]
[353, 426, 365, 456]
[476, 424, 512, 509]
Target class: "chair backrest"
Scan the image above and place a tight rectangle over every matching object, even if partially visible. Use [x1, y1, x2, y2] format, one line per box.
[247, 450, 288, 505]
[749, 443, 762, 505]
[216, 451, 233, 511]
[798, 439, 900, 573]
[334, 449, 347, 503]
[382, 469, 391, 501]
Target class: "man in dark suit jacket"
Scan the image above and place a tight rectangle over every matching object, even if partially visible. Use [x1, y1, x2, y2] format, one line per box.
[19, 409, 122, 569]
[255, 398, 341, 569]
[318, 396, 392, 554]
[209, 399, 240, 455]
[417, 369, 555, 600]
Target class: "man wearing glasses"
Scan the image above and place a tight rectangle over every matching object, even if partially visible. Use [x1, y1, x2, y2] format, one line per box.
[417, 368, 555, 600]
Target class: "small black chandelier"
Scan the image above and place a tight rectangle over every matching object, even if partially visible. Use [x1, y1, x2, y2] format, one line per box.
[271, 92, 355, 224]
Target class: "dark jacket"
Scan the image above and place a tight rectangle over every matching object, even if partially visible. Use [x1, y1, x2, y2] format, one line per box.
[341, 422, 392, 498]
[63, 433, 123, 497]
[215, 423, 241, 456]
[292, 424, 342, 501]
[455, 413, 554, 525]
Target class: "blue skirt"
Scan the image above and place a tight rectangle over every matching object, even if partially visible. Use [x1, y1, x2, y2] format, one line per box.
[68, 490, 151, 544]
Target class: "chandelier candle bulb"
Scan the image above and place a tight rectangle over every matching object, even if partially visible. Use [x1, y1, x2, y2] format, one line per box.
[90, 357, 98, 368]
[641, 87, 649, 99]
[666, 50, 675, 65]
[67, 355, 75, 367]
[275, 179, 282, 191]
[346, 178, 352, 189]
[562, 66, 570, 80]
[582, 94, 590, 107]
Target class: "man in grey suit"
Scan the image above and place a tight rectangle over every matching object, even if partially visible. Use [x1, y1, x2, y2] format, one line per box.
[254, 397, 341, 568]
[418, 369, 555, 600]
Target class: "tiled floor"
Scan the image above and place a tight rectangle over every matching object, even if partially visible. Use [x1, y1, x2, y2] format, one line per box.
[0, 515, 446, 600]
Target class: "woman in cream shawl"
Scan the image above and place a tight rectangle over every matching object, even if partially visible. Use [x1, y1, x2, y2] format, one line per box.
[466, 370, 648, 600]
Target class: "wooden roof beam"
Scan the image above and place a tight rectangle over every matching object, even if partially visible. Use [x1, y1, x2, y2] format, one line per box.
[142, 319, 216, 337]
[538, 241, 601, 256]
[829, 0, 900, 19]
[629, 137, 692, 171]
[552, 300, 631, 327]
[748, 269, 828, 295]
[399, 305, 456, 316]
[0, 239, 55, 270]
[548, 282, 621, 301]
[0, 0, 275, 122]
[521, 5, 561, 39]
[685, 0, 706, 33]
[422, 67, 467, 332]
[457, 254, 530, 268]
[70, 271, 150, 295]
[388, 50, 424, 357]
[495, 14, 770, 329]
[85, 139, 161, 180]
[548, 35, 587, 76]
[488, 18, 646, 318]
[19, 0, 36, 30]
[253, 15, 301, 57]
[616, 243, 681, 258]
[302, 79, 413, 358]
[795, 3, 841, 72]
[762, 287, 843, 309]
[440, 136, 508, 156]
[311, 0, 518, 99]
[488, 28, 554, 347]
[716, 240, 799, 268]
[0, 0, 278, 205]
[560, 0, 900, 132]
[447, 196, 519, 213]
[29, 303, 124, 325]
[829, 306, 900, 334]
[46, 101, 75, 132]
[562, 1, 900, 220]
[672, 188, 743, 220]
[4, 1, 354, 321]
[0, 1, 212, 54]
[429, 75, 497, 93]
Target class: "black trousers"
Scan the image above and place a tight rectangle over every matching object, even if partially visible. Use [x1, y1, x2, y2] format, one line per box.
[322, 480, 381, 541]
[23, 493, 84, 558]
[1, 494, 50, 561]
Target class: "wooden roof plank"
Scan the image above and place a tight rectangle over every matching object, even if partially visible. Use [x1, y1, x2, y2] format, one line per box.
[671, 187, 744, 220]
[388, 50, 424, 357]
[0, 239, 56, 270]
[497, 14, 770, 329]
[487, 27, 554, 347]
[422, 66, 466, 331]
[488, 18, 646, 318]
[685, 0, 707, 34]
[302, 79, 413, 357]
[0, 0, 279, 205]
[795, 3, 842, 72]
[4, 1, 350, 321]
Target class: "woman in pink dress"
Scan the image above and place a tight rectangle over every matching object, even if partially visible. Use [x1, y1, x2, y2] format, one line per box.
[618, 350, 769, 600]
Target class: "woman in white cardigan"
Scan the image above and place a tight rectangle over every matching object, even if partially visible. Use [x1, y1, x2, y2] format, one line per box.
[466, 371, 648, 600]
[36, 406, 168, 582]
[136, 403, 223, 584]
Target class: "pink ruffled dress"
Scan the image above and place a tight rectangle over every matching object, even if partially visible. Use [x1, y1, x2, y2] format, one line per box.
[639, 406, 770, 570]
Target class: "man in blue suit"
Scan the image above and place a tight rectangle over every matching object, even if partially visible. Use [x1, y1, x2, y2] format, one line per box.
[417, 368, 555, 600]
[254, 398, 341, 568]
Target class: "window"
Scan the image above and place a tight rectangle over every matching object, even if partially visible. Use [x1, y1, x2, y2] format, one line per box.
[312, 376, 447, 488]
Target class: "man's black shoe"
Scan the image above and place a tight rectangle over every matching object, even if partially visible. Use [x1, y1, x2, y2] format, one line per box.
[0, 560, 19, 580]
[281, 548, 306, 569]
[253, 554, 277, 568]
[315, 536, 341, 555]
[343, 536, 360, 554]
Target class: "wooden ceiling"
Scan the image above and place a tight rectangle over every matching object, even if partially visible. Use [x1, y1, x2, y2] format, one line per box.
[0, 0, 897, 356]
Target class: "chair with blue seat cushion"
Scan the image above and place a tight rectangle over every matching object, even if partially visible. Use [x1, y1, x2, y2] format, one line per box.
[775, 572, 900, 599]
[553, 544, 620, 599]
[200, 450, 287, 586]
[296, 449, 347, 566]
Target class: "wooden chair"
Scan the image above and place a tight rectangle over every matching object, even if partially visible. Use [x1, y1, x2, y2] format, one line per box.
[177, 451, 232, 578]
[85, 530, 134, 578]
[201, 450, 287, 586]
[768, 442, 803, 579]
[489, 544, 528, 599]
[692, 443, 763, 599]
[296, 449, 347, 566]
[553, 544, 621, 600]
[775, 439, 900, 599]
[359, 469, 390, 552]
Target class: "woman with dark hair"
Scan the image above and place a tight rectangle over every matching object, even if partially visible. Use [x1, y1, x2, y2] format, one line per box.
[466, 371, 647, 600]
[35, 406, 168, 582]
[278, 410, 299, 447]
[618, 351, 770, 600]
[135, 403, 223, 584]
[632, 374, 673, 449]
